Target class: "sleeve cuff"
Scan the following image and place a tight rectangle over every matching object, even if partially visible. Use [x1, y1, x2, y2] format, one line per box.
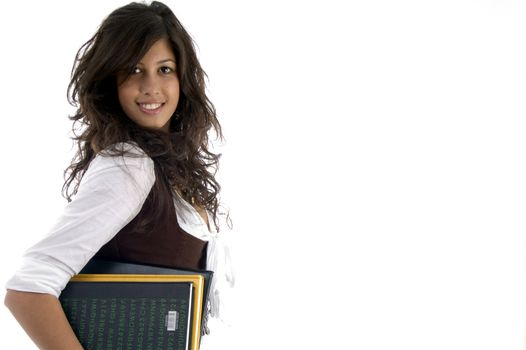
[5, 257, 76, 298]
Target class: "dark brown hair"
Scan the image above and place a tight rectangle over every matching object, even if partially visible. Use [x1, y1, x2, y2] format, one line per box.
[63, 1, 228, 233]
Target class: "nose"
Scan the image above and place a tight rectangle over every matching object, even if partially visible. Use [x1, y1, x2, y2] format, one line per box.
[139, 73, 161, 95]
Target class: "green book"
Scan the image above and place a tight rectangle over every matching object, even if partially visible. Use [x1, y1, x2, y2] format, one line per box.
[59, 259, 212, 350]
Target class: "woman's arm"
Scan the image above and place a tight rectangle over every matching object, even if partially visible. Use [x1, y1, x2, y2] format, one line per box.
[4, 142, 156, 349]
[4, 289, 83, 350]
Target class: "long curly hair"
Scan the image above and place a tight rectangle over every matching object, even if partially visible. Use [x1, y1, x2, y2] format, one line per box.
[63, 1, 227, 233]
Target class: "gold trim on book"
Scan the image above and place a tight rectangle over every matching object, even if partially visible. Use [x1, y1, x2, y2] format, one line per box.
[69, 273, 204, 350]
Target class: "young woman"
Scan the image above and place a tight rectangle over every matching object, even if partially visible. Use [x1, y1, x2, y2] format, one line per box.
[4, 2, 234, 349]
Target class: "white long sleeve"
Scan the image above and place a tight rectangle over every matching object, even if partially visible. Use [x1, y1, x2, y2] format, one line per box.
[5, 142, 155, 297]
[5, 141, 235, 320]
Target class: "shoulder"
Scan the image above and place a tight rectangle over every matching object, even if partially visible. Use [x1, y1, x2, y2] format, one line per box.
[81, 141, 155, 194]
[92, 141, 153, 171]
[97, 141, 151, 160]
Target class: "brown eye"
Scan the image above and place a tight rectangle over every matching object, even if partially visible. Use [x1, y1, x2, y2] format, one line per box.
[159, 66, 174, 74]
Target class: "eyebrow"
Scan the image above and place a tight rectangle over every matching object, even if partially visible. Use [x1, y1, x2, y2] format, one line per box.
[138, 58, 176, 65]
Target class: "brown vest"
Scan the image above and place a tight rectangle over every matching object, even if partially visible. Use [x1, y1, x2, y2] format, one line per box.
[94, 174, 208, 270]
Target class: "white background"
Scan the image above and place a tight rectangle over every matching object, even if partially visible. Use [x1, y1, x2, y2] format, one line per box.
[0, 0, 525, 349]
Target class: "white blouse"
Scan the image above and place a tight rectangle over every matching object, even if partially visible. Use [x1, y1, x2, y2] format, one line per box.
[5, 142, 234, 318]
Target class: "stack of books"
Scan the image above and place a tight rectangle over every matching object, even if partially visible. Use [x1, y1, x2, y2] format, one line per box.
[59, 259, 213, 350]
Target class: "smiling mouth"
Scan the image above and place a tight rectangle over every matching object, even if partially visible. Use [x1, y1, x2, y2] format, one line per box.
[138, 103, 164, 115]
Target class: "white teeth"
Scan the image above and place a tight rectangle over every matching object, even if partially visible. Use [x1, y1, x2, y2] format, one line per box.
[140, 103, 162, 110]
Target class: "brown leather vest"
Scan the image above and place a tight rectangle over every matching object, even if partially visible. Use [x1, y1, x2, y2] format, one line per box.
[94, 172, 208, 270]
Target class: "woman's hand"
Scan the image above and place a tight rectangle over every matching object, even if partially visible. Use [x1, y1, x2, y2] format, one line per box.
[4, 289, 84, 350]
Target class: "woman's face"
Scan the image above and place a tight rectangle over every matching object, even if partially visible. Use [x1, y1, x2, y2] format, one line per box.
[117, 38, 180, 132]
